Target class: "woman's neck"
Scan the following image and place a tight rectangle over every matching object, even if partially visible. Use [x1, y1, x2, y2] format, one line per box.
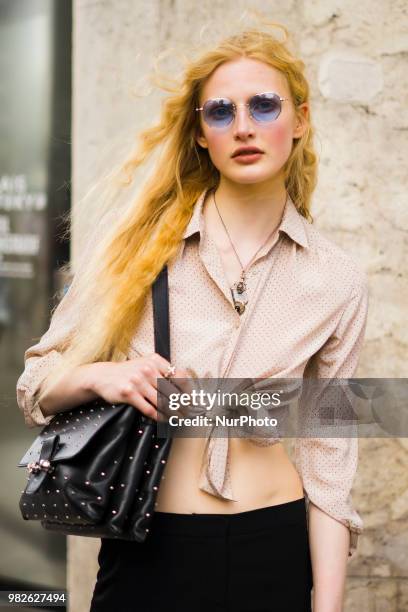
[205, 178, 288, 250]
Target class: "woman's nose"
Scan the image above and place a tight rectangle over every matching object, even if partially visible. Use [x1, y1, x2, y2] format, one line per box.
[232, 104, 255, 138]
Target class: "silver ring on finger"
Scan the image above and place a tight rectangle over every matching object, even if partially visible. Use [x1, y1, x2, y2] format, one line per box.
[164, 364, 177, 379]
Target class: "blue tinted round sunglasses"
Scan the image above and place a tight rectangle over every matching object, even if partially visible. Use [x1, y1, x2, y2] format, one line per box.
[195, 92, 287, 128]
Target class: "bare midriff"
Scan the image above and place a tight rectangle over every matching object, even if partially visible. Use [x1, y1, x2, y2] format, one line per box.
[154, 437, 304, 514]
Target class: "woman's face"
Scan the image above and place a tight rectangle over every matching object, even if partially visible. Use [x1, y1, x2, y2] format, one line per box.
[196, 57, 309, 186]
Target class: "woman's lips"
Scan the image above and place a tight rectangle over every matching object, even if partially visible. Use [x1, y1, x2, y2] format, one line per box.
[232, 152, 264, 164]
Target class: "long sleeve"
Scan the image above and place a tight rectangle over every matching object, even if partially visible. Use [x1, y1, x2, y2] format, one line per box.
[294, 267, 369, 558]
[16, 274, 83, 428]
[16, 210, 116, 429]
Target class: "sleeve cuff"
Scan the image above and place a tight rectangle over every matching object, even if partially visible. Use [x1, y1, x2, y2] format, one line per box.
[16, 351, 63, 428]
[348, 526, 361, 558]
[17, 385, 53, 428]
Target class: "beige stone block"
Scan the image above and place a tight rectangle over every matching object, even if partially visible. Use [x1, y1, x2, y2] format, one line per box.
[345, 578, 398, 612]
[383, 530, 408, 574]
[390, 488, 408, 521]
[348, 439, 408, 577]
[396, 579, 408, 611]
[318, 51, 383, 103]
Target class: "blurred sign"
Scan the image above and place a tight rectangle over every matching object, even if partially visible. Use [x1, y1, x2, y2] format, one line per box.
[0, 174, 45, 279]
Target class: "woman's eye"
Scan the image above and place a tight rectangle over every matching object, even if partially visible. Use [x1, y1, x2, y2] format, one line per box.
[211, 106, 230, 118]
[254, 100, 276, 113]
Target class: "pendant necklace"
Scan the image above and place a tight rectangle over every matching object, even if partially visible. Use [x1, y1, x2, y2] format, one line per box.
[213, 190, 285, 315]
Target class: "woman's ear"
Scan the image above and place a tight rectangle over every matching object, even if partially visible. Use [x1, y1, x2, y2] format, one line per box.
[293, 103, 309, 139]
[195, 126, 208, 150]
[196, 135, 208, 149]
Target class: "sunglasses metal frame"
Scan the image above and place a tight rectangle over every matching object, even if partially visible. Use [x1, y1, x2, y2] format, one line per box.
[195, 92, 288, 126]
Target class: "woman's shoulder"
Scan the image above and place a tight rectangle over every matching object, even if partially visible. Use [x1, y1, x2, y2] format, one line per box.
[300, 217, 368, 297]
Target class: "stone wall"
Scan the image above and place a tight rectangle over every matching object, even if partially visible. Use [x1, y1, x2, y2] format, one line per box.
[70, 1, 408, 610]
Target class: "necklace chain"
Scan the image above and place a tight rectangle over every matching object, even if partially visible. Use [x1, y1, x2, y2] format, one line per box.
[212, 189, 286, 314]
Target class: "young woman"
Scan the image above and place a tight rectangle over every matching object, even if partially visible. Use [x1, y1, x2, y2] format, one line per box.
[17, 23, 368, 612]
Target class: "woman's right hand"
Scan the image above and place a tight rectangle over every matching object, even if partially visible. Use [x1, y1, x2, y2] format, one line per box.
[89, 353, 193, 421]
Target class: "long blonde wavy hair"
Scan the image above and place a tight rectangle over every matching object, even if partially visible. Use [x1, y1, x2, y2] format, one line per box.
[38, 19, 318, 404]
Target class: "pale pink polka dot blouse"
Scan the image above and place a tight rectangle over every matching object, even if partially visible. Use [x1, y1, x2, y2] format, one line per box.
[16, 188, 369, 558]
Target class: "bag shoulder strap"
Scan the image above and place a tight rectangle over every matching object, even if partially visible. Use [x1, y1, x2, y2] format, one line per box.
[152, 265, 170, 361]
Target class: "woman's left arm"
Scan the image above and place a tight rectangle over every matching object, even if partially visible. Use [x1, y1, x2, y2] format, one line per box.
[294, 265, 369, 612]
[309, 502, 350, 612]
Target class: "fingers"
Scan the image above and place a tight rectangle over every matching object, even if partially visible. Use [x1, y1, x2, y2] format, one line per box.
[143, 353, 195, 382]
[138, 354, 195, 394]
[126, 354, 198, 420]
[146, 352, 174, 375]
[117, 377, 158, 420]
[132, 391, 158, 420]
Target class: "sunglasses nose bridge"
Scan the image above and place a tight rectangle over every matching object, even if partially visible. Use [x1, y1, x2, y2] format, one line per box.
[233, 102, 254, 128]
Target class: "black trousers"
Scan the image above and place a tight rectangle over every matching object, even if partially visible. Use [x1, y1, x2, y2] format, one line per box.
[90, 497, 313, 612]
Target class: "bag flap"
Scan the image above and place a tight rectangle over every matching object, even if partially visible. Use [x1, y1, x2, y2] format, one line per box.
[18, 400, 137, 467]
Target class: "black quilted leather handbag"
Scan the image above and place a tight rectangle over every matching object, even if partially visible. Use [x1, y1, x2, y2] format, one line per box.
[18, 265, 172, 543]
